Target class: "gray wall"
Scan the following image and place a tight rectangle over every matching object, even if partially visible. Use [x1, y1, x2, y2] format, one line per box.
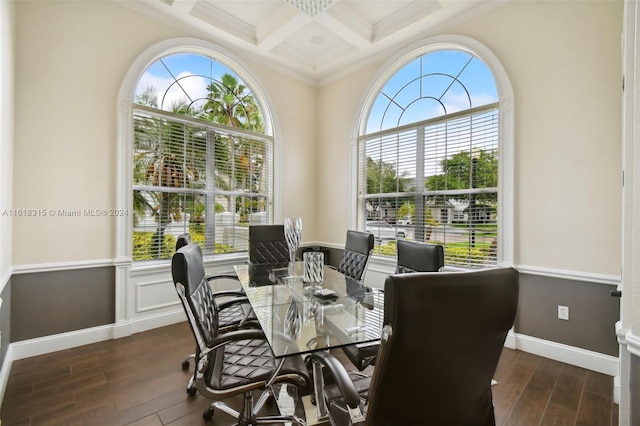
[515, 273, 619, 356]
[10, 267, 115, 341]
[0, 281, 10, 366]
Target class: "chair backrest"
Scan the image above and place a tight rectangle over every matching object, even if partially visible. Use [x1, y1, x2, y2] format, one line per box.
[366, 267, 519, 425]
[175, 233, 192, 251]
[395, 239, 445, 273]
[337, 230, 375, 281]
[171, 243, 220, 348]
[249, 225, 290, 264]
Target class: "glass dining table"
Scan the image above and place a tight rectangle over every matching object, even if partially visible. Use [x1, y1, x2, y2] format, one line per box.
[233, 262, 384, 424]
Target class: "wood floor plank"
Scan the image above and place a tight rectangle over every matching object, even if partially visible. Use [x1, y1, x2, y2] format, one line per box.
[493, 347, 520, 381]
[492, 351, 541, 424]
[583, 370, 613, 400]
[124, 413, 164, 426]
[156, 396, 213, 425]
[503, 382, 552, 426]
[539, 402, 577, 426]
[575, 391, 613, 426]
[30, 397, 117, 426]
[612, 402, 619, 425]
[549, 365, 587, 411]
[530, 357, 563, 389]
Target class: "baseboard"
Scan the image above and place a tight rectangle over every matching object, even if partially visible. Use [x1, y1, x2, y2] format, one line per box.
[513, 332, 619, 376]
[0, 344, 14, 406]
[504, 330, 516, 349]
[112, 310, 186, 339]
[11, 309, 186, 360]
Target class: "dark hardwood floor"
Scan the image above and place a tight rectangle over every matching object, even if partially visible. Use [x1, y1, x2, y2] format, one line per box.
[0, 322, 618, 425]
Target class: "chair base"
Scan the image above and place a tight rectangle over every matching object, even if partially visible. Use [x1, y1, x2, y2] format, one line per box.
[181, 353, 197, 395]
[203, 389, 306, 425]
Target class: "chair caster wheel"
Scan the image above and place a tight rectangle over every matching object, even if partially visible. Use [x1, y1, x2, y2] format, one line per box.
[203, 406, 214, 421]
[181, 360, 190, 370]
[187, 386, 197, 396]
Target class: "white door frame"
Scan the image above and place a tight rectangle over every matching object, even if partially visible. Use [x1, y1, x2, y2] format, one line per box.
[619, 0, 639, 424]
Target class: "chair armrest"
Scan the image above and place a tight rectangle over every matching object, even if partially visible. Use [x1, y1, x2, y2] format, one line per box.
[206, 274, 241, 282]
[217, 296, 250, 311]
[213, 291, 247, 299]
[206, 274, 246, 296]
[199, 329, 267, 358]
[307, 351, 361, 410]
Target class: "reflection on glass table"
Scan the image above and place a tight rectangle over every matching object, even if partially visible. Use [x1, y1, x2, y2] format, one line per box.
[233, 262, 384, 359]
[234, 261, 384, 424]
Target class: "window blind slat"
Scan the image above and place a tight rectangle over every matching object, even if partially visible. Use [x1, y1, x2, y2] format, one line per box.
[133, 108, 273, 261]
[360, 105, 498, 268]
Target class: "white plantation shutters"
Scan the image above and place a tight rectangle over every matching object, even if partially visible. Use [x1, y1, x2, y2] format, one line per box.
[132, 105, 273, 260]
[358, 103, 499, 268]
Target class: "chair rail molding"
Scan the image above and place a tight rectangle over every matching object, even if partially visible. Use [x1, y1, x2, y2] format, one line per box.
[514, 264, 620, 286]
[626, 330, 640, 358]
[11, 258, 126, 275]
[0, 265, 10, 294]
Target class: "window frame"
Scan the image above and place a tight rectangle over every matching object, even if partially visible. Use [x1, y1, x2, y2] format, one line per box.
[351, 35, 514, 268]
[117, 38, 281, 266]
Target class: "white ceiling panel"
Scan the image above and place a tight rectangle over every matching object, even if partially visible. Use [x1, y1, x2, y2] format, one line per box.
[116, 0, 505, 85]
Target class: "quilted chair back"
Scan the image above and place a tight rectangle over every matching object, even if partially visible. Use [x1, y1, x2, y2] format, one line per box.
[395, 239, 445, 274]
[172, 244, 220, 348]
[338, 230, 375, 281]
[249, 225, 290, 264]
[175, 233, 192, 250]
[366, 267, 519, 425]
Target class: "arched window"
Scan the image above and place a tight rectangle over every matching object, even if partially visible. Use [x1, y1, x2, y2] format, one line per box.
[357, 40, 513, 269]
[130, 51, 274, 261]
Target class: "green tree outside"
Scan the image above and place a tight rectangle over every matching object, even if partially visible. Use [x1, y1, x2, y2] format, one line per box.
[132, 72, 266, 260]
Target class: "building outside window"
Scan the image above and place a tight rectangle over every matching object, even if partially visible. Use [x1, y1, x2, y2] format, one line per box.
[358, 49, 499, 268]
[132, 53, 273, 261]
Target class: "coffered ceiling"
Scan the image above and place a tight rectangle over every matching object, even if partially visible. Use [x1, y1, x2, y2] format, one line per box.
[117, 0, 504, 86]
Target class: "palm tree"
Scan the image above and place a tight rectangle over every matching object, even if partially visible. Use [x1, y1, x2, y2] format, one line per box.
[203, 74, 264, 131]
[134, 89, 205, 258]
[202, 74, 266, 217]
[132, 74, 267, 258]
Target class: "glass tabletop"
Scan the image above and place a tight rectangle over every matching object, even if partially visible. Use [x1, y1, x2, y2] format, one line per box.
[234, 262, 384, 359]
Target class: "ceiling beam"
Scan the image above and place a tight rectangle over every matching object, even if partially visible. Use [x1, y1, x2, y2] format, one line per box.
[314, 2, 372, 49]
[170, 0, 198, 16]
[373, 0, 442, 43]
[256, 3, 312, 51]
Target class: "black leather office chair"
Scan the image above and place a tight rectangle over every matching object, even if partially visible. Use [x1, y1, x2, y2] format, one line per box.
[395, 239, 445, 273]
[175, 233, 255, 396]
[249, 225, 290, 264]
[309, 267, 519, 426]
[336, 230, 375, 281]
[333, 231, 375, 371]
[172, 243, 312, 423]
[341, 239, 445, 371]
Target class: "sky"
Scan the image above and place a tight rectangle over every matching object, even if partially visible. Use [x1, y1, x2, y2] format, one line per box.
[135, 53, 244, 111]
[136, 50, 496, 126]
[364, 49, 499, 179]
[366, 49, 498, 134]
